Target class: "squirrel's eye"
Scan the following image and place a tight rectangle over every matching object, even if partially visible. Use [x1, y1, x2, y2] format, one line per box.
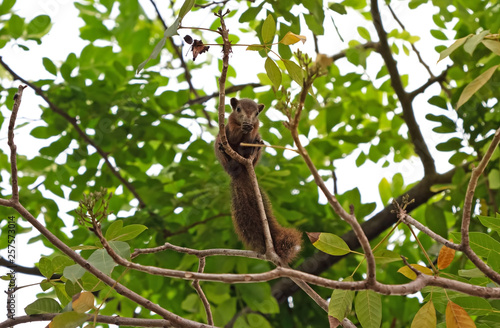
[236, 107, 241, 112]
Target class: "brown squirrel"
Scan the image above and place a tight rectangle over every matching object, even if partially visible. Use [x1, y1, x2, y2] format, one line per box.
[215, 97, 302, 264]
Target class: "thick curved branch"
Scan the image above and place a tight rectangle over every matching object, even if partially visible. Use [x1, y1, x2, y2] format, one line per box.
[0, 57, 147, 209]
[370, 0, 436, 176]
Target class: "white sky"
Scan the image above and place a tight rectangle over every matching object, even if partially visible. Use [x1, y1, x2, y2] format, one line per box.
[0, 1, 458, 327]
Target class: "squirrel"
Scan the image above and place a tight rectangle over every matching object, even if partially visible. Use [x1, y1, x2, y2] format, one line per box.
[215, 97, 302, 264]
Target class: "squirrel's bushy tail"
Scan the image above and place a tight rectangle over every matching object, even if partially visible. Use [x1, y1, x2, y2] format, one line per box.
[230, 170, 302, 263]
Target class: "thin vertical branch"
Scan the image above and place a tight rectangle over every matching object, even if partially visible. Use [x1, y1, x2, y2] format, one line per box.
[287, 69, 377, 285]
[8, 85, 26, 203]
[192, 258, 214, 325]
[215, 9, 279, 263]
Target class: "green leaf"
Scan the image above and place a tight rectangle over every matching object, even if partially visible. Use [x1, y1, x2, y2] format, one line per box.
[264, 57, 281, 89]
[463, 30, 490, 55]
[378, 178, 391, 205]
[411, 301, 436, 328]
[453, 297, 493, 316]
[488, 169, 500, 189]
[430, 29, 447, 41]
[109, 225, 148, 241]
[237, 284, 279, 314]
[357, 26, 371, 41]
[329, 3, 347, 14]
[482, 40, 500, 56]
[425, 204, 448, 239]
[457, 65, 499, 109]
[43, 57, 57, 76]
[39, 257, 53, 279]
[25, 298, 62, 315]
[49, 311, 87, 328]
[27, 15, 51, 37]
[283, 59, 303, 86]
[52, 256, 74, 274]
[452, 231, 500, 258]
[478, 215, 500, 232]
[373, 249, 402, 264]
[235, 313, 272, 328]
[262, 14, 276, 44]
[105, 220, 124, 240]
[438, 36, 469, 62]
[137, 17, 180, 73]
[178, 0, 195, 20]
[0, 0, 15, 15]
[458, 268, 484, 278]
[436, 137, 462, 152]
[307, 232, 350, 256]
[8, 14, 24, 39]
[31, 125, 60, 139]
[355, 290, 382, 328]
[63, 264, 85, 283]
[329, 277, 354, 320]
[427, 96, 448, 109]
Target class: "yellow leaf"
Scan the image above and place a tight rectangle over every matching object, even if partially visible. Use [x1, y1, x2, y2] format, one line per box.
[72, 291, 95, 313]
[397, 264, 433, 280]
[411, 301, 436, 328]
[446, 301, 476, 328]
[437, 242, 455, 270]
[279, 31, 307, 45]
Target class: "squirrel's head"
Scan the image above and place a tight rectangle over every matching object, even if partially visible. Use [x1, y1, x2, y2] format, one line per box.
[230, 98, 265, 133]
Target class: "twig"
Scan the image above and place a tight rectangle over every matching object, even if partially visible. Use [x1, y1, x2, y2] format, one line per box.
[408, 67, 450, 100]
[131, 242, 266, 260]
[399, 214, 460, 250]
[0, 57, 148, 209]
[192, 258, 213, 325]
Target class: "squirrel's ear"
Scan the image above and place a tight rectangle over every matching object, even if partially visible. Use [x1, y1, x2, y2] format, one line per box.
[258, 104, 265, 114]
[230, 98, 238, 110]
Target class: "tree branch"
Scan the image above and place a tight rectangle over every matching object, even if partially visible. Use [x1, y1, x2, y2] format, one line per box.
[0, 83, 213, 328]
[272, 168, 456, 303]
[131, 242, 266, 261]
[192, 257, 214, 325]
[370, 0, 436, 176]
[214, 10, 280, 264]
